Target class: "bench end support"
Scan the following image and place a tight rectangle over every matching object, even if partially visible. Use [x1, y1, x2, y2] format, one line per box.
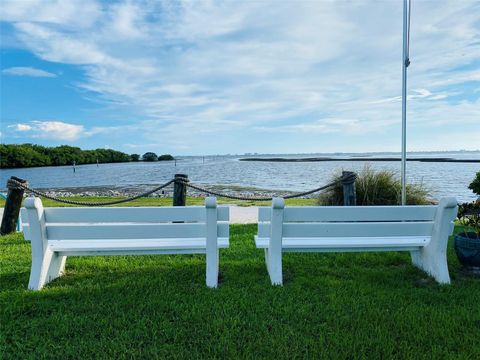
[205, 197, 219, 288]
[410, 197, 457, 284]
[26, 196, 67, 290]
[267, 197, 285, 285]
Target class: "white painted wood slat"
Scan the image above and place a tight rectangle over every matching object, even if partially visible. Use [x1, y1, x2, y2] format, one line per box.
[46, 222, 229, 240]
[258, 221, 433, 238]
[259, 205, 436, 222]
[20, 207, 30, 241]
[21, 208, 31, 241]
[44, 206, 229, 223]
[255, 236, 430, 251]
[282, 222, 434, 238]
[49, 238, 230, 253]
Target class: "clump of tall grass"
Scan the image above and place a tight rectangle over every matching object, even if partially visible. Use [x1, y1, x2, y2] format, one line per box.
[318, 165, 432, 206]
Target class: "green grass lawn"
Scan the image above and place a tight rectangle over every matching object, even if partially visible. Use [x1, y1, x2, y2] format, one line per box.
[0, 196, 317, 208]
[1, 225, 479, 359]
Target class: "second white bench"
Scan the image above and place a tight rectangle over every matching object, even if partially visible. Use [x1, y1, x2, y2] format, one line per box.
[256, 197, 458, 285]
[23, 196, 229, 290]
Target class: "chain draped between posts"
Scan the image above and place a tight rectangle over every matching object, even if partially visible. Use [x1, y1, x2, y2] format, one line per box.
[7, 178, 175, 206]
[6, 173, 356, 206]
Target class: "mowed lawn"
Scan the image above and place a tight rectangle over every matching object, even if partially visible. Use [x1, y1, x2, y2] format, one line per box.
[0, 196, 318, 208]
[1, 224, 479, 359]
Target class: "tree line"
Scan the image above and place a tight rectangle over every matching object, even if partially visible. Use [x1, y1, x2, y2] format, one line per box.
[0, 144, 174, 168]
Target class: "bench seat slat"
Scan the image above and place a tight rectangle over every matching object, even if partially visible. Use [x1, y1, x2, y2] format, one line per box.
[49, 238, 229, 254]
[46, 223, 229, 240]
[258, 206, 437, 222]
[255, 235, 430, 252]
[44, 206, 229, 223]
[258, 221, 434, 238]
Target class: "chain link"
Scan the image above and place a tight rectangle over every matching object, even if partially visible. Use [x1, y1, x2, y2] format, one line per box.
[7, 173, 356, 206]
[177, 177, 351, 201]
[8, 178, 175, 206]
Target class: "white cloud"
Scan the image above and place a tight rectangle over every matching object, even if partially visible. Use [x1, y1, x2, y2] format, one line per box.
[2, 66, 57, 77]
[1, 0, 479, 153]
[0, 0, 101, 28]
[106, 2, 145, 39]
[10, 121, 85, 141]
[14, 22, 109, 65]
[9, 123, 32, 131]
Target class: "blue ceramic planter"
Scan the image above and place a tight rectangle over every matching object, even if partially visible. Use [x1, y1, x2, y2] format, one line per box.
[454, 232, 480, 269]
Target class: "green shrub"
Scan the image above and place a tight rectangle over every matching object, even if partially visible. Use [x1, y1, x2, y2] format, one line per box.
[158, 154, 174, 161]
[0, 144, 133, 168]
[142, 152, 158, 161]
[318, 165, 431, 206]
[457, 201, 480, 236]
[468, 171, 480, 196]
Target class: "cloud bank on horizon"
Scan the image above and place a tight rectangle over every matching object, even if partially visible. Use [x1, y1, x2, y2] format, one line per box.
[1, 0, 479, 155]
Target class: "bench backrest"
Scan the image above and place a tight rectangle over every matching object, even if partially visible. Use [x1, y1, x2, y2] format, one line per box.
[20, 208, 30, 240]
[258, 199, 452, 240]
[22, 199, 229, 242]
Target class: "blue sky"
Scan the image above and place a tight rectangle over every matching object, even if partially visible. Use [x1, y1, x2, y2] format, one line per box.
[1, 0, 479, 155]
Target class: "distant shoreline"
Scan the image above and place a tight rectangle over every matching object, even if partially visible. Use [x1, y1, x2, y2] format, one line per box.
[239, 157, 480, 163]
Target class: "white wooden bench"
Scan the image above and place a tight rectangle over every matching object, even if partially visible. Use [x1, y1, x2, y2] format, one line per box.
[23, 196, 229, 290]
[256, 197, 458, 285]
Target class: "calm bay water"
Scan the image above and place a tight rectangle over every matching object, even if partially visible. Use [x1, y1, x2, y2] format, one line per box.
[1, 152, 479, 202]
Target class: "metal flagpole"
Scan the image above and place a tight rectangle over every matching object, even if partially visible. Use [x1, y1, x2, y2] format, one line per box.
[401, 0, 411, 205]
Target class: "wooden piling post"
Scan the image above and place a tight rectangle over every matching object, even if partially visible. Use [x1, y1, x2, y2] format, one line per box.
[173, 174, 188, 206]
[0, 177, 27, 235]
[341, 171, 357, 206]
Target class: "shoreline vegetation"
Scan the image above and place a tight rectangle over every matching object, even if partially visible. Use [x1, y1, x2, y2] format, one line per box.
[0, 144, 174, 169]
[240, 157, 480, 163]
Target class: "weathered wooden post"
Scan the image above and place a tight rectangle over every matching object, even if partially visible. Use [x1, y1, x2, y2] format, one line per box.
[173, 174, 188, 206]
[341, 171, 357, 206]
[1, 177, 27, 235]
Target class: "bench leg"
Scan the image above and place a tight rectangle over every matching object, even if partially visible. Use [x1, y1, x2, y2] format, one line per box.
[410, 248, 450, 284]
[265, 248, 283, 286]
[47, 254, 67, 282]
[268, 197, 284, 285]
[410, 198, 457, 285]
[28, 248, 54, 290]
[264, 249, 270, 275]
[206, 248, 219, 288]
[29, 250, 67, 290]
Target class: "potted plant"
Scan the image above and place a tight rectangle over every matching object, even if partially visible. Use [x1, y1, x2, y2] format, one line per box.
[454, 171, 480, 272]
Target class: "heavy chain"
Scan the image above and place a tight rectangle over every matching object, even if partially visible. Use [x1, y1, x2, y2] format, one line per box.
[7, 178, 175, 206]
[175, 172, 356, 201]
[7, 172, 356, 206]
